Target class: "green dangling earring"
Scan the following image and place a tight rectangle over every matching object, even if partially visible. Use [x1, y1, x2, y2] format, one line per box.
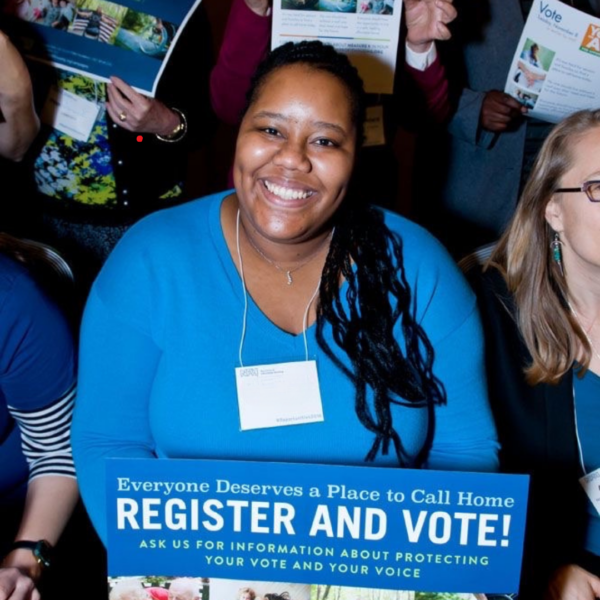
[550, 231, 564, 276]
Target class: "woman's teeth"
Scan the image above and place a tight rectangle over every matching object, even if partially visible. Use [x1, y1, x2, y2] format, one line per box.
[265, 181, 312, 200]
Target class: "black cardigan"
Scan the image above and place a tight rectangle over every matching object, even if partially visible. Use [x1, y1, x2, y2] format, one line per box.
[472, 267, 591, 598]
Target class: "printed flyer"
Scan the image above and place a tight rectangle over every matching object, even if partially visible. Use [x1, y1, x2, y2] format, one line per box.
[1, 0, 202, 95]
[106, 458, 529, 598]
[504, 0, 600, 123]
[271, 0, 402, 94]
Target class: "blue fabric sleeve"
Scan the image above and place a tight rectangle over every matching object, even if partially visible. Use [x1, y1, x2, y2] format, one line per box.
[72, 227, 163, 543]
[427, 303, 498, 471]
[398, 220, 499, 473]
[0, 259, 75, 495]
[0, 265, 75, 411]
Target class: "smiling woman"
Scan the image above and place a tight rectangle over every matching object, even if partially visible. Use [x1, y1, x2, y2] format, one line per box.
[72, 41, 499, 545]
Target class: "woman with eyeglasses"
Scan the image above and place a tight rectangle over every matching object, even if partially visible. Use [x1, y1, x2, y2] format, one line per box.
[473, 109, 600, 599]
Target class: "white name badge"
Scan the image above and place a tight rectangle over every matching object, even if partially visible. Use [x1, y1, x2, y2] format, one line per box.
[235, 360, 324, 431]
[580, 468, 600, 516]
[363, 105, 385, 147]
[41, 86, 100, 143]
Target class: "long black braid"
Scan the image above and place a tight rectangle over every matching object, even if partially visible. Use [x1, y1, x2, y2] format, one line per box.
[246, 41, 446, 467]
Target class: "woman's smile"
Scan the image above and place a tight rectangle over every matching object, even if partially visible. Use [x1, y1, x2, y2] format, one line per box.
[233, 63, 357, 246]
[263, 179, 315, 201]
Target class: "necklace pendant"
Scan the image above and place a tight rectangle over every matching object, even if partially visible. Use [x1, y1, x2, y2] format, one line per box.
[286, 271, 293, 285]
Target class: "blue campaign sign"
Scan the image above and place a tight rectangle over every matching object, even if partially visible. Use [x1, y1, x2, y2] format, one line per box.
[106, 459, 529, 595]
[1, 0, 202, 95]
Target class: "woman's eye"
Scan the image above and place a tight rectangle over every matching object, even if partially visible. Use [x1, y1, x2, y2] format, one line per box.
[315, 138, 338, 147]
[261, 127, 280, 136]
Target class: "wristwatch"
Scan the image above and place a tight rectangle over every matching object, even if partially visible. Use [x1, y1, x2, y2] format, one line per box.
[8, 540, 53, 569]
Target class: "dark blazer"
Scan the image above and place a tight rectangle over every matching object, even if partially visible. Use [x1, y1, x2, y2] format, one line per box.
[472, 268, 590, 598]
[413, 0, 527, 255]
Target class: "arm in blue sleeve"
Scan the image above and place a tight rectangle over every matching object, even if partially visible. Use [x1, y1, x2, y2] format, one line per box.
[406, 227, 499, 472]
[426, 303, 499, 472]
[0, 268, 75, 411]
[72, 249, 162, 545]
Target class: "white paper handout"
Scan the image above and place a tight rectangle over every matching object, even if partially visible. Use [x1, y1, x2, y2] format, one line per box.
[505, 0, 600, 123]
[272, 0, 403, 94]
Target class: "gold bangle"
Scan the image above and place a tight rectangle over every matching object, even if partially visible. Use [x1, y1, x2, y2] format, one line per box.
[155, 107, 187, 143]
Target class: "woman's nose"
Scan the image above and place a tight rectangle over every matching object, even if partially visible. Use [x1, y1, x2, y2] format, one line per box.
[272, 139, 311, 172]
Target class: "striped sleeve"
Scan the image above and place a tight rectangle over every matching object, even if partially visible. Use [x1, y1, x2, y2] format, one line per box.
[8, 382, 76, 481]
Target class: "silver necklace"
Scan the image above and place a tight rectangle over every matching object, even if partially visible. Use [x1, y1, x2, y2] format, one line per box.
[242, 224, 334, 285]
[568, 300, 600, 362]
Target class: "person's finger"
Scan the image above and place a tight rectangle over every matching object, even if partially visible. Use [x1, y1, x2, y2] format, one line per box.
[106, 82, 132, 113]
[105, 101, 134, 131]
[435, 0, 457, 23]
[109, 76, 142, 104]
[125, 92, 151, 117]
[588, 573, 600, 598]
[109, 81, 150, 120]
[8, 572, 36, 600]
[484, 121, 509, 133]
[483, 103, 514, 122]
[487, 101, 513, 117]
[486, 114, 512, 128]
[434, 22, 451, 40]
[501, 94, 526, 111]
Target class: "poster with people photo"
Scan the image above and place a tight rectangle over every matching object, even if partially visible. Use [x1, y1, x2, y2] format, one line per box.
[1, 0, 200, 95]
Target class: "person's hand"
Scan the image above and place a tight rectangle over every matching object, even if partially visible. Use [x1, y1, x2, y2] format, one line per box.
[404, 0, 457, 53]
[0, 566, 40, 600]
[0, 32, 32, 107]
[105, 76, 180, 136]
[0, 30, 40, 160]
[545, 564, 600, 600]
[244, 0, 270, 16]
[479, 90, 527, 132]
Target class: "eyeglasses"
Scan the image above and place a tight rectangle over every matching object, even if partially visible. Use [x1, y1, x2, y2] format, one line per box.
[554, 180, 600, 202]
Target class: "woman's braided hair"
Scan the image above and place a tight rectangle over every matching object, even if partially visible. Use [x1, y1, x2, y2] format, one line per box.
[245, 41, 446, 466]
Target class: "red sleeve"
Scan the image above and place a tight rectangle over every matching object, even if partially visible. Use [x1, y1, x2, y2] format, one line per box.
[404, 53, 450, 124]
[210, 0, 272, 125]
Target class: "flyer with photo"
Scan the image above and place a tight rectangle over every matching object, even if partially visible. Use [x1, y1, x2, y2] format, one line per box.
[271, 0, 402, 94]
[106, 458, 529, 597]
[1, 0, 201, 96]
[505, 0, 600, 123]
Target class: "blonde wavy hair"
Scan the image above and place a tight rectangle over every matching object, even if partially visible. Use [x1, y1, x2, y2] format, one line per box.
[487, 108, 600, 384]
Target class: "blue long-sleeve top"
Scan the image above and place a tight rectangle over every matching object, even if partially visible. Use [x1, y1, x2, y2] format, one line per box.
[0, 254, 76, 502]
[72, 191, 498, 543]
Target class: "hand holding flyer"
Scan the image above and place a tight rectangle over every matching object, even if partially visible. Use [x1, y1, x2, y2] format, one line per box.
[1, 0, 203, 96]
[505, 0, 600, 123]
[105, 76, 180, 135]
[479, 90, 526, 133]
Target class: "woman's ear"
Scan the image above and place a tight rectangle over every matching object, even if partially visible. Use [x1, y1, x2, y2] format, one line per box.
[545, 196, 564, 233]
